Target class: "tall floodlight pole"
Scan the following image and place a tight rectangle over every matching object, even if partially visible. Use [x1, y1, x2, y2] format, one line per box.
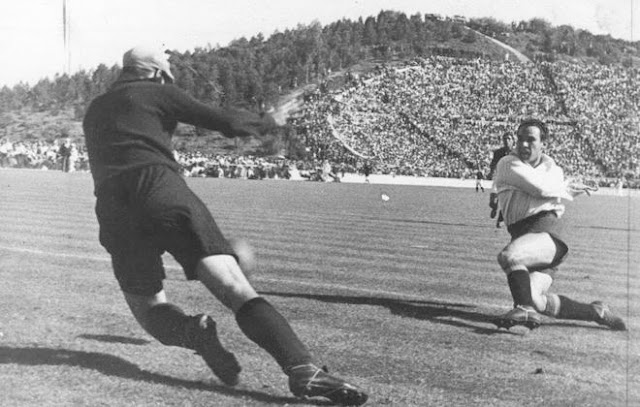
[63, 0, 71, 75]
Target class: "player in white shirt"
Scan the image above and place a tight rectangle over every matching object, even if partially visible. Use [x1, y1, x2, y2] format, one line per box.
[492, 119, 625, 331]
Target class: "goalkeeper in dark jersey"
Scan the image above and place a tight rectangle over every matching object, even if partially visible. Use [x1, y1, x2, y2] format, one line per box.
[83, 45, 367, 406]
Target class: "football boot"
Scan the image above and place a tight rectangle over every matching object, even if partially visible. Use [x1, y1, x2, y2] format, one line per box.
[591, 301, 627, 331]
[189, 315, 241, 386]
[494, 305, 541, 330]
[288, 364, 368, 406]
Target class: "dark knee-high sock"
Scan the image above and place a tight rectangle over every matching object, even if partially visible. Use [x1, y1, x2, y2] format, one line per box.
[555, 295, 596, 321]
[145, 303, 195, 348]
[507, 270, 535, 308]
[235, 297, 313, 372]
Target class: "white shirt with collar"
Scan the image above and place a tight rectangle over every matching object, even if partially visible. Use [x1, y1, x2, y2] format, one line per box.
[494, 153, 573, 227]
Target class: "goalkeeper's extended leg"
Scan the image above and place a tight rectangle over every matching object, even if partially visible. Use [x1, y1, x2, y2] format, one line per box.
[124, 292, 241, 386]
[196, 255, 368, 405]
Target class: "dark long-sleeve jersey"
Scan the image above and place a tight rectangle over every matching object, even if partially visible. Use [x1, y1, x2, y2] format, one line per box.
[488, 146, 511, 180]
[83, 80, 274, 191]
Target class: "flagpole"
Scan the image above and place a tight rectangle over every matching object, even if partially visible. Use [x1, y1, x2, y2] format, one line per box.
[63, 0, 71, 75]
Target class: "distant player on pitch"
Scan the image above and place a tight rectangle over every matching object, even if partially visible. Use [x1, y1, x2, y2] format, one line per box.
[488, 132, 515, 228]
[492, 119, 626, 331]
[83, 45, 367, 406]
[475, 165, 485, 193]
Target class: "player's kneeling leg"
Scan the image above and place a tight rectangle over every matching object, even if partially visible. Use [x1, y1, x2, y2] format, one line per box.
[529, 270, 554, 313]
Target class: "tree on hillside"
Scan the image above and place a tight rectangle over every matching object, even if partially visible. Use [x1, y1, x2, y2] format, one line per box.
[462, 29, 477, 44]
[293, 21, 325, 83]
[553, 25, 578, 55]
[90, 64, 120, 98]
[362, 16, 377, 46]
[526, 18, 553, 34]
[31, 78, 54, 111]
[435, 19, 454, 42]
[468, 17, 511, 38]
[0, 8, 637, 137]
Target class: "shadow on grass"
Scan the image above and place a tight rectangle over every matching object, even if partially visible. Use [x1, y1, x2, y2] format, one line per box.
[0, 346, 328, 405]
[77, 334, 151, 345]
[541, 321, 613, 330]
[260, 291, 512, 335]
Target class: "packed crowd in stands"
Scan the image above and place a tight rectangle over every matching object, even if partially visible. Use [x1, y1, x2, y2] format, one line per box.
[291, 55, 639, 188]
[0, 137, 88, 172]
[175, 151, 351, 182]
[175, 151, 295, 180]
[548, 61, 639, 180]
[1, 56, 638, 188]
[0, 137, 343, 182]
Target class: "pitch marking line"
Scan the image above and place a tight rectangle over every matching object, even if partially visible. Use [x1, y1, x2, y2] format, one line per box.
[0, 244, 491, 307]
[0, 245, 111, 263]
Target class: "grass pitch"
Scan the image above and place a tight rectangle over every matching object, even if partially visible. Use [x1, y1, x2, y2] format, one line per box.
[0, 169, 638, 406]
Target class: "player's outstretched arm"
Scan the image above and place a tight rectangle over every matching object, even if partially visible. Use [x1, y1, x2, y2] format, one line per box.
[167, 86, 276, 138]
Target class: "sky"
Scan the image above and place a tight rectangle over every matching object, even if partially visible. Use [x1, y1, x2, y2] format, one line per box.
[0, 0, 637, 87]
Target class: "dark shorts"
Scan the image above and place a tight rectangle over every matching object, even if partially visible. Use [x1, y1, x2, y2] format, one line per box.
[95, 165, 236, 296]
[507, 210, 569, 272]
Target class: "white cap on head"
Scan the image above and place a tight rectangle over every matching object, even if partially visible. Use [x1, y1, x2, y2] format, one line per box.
[122, 45, 174, 83]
